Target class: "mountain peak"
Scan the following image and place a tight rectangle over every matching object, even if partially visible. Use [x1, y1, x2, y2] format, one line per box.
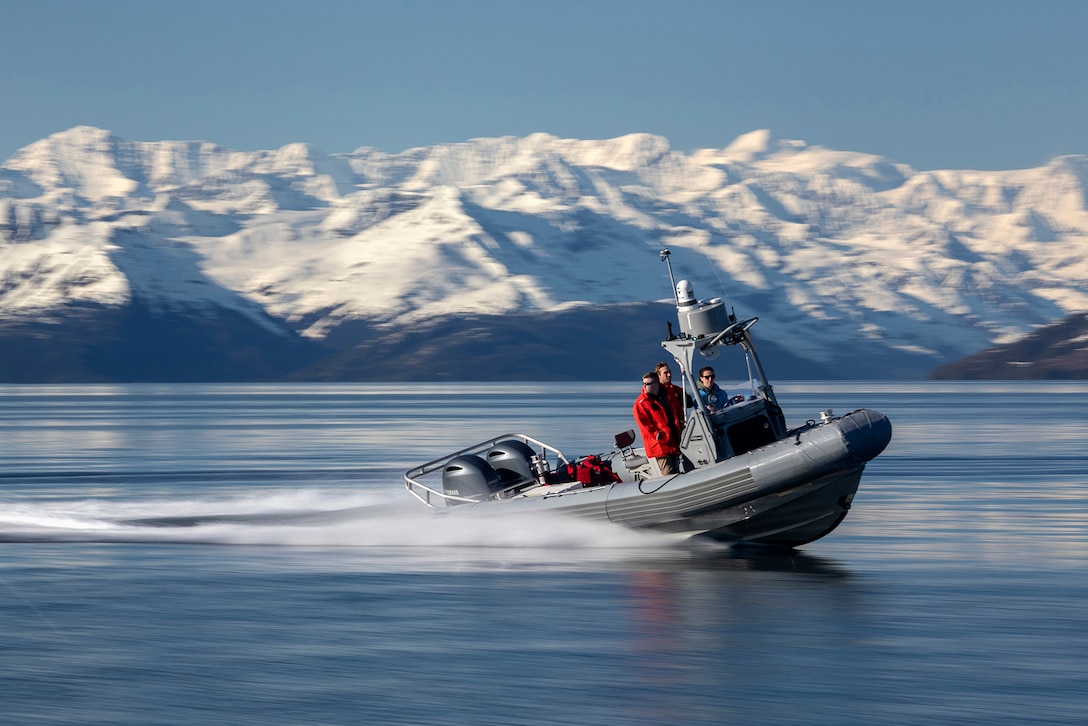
[721, 129, 778, 160]
[45, 125, 116, 148]
[6, 125, 138, 200]
[695, 129, 808, 165]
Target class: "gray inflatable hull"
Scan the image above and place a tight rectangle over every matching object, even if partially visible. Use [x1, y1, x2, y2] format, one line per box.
[430, 409, 892, 548]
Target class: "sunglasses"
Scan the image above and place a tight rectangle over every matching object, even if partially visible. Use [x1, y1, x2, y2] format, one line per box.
[701, 374, 715, 379]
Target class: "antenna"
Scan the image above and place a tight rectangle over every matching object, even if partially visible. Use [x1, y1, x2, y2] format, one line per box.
[660, 248, 678, 305]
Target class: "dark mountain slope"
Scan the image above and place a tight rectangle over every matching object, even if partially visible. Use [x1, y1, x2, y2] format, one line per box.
[931, 312, 1088, 379]
[0, 302, 326, 383]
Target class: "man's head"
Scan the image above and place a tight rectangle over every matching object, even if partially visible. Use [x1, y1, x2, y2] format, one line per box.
[699, 367, 716, 386]
[655, 361, 672, 385]
[641, 372, 660, 396]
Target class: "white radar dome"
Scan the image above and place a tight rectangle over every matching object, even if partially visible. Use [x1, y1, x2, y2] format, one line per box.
[676, 280, 696, 308]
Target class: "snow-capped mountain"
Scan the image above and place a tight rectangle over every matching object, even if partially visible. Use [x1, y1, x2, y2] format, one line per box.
[2, 126, 1087, 381]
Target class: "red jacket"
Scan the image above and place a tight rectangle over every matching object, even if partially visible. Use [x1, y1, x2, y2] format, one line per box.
[633, 392, 680, 458]
[662, 382, 686, 429]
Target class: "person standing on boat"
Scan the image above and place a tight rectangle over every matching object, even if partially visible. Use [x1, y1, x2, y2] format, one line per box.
[654, 362, 691, 430]
[634, 372, 681, 476]
[696, 366, 728, 413]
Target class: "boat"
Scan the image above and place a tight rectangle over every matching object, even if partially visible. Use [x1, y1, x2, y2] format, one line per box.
[404, 249, 892, 547]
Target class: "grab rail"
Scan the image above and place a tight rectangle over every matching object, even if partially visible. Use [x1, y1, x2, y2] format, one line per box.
[404, 433, 571, 509]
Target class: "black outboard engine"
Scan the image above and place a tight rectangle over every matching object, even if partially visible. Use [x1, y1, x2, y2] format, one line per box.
[441, 454, 503, 503]
[486, 440, 537, 484]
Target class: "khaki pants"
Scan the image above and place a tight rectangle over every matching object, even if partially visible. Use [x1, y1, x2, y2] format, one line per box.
[656, 454, 678, 475]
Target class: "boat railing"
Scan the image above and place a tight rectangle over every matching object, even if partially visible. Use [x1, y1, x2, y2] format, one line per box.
[404, 433, 571, 509]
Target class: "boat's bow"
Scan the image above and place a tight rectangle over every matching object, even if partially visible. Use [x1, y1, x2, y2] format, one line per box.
[836, 408, 893, 465]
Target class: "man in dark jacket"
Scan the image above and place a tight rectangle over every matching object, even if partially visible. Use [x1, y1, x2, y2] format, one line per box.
[697, 366, 728, 412]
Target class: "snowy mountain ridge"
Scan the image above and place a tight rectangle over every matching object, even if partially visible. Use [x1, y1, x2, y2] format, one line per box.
[2, 125, 1088, 378]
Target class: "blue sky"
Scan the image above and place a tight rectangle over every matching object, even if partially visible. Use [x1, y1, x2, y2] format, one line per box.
[3, 0, 1085, 170]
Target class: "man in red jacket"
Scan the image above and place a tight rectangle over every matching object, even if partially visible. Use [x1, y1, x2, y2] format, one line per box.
[633, 372, 681, 475]
[655, 361, 690, 432]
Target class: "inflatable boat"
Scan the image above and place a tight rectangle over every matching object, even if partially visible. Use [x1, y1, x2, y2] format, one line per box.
[404, 250, 892, 547]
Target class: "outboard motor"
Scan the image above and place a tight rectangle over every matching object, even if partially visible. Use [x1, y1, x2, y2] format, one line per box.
[486, 440, 537, 484]
[441, 454, 503, 503]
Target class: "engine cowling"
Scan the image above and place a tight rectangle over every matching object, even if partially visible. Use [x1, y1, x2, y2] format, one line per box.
[441, 454, 503, 503]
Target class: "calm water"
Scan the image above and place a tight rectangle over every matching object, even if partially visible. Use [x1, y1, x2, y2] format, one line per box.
[1, 382, 1086, 725]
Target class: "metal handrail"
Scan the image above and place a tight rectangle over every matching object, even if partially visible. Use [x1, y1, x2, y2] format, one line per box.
[404, 433, 571, 509]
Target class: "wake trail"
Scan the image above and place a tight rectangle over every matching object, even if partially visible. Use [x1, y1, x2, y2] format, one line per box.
[0, 487, 676, 551]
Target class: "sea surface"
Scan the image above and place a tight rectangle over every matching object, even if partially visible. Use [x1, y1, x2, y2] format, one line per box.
[1, 381, 1086, 725]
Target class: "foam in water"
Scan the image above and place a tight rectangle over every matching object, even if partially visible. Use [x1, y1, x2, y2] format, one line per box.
[0, 487, 680, 554]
